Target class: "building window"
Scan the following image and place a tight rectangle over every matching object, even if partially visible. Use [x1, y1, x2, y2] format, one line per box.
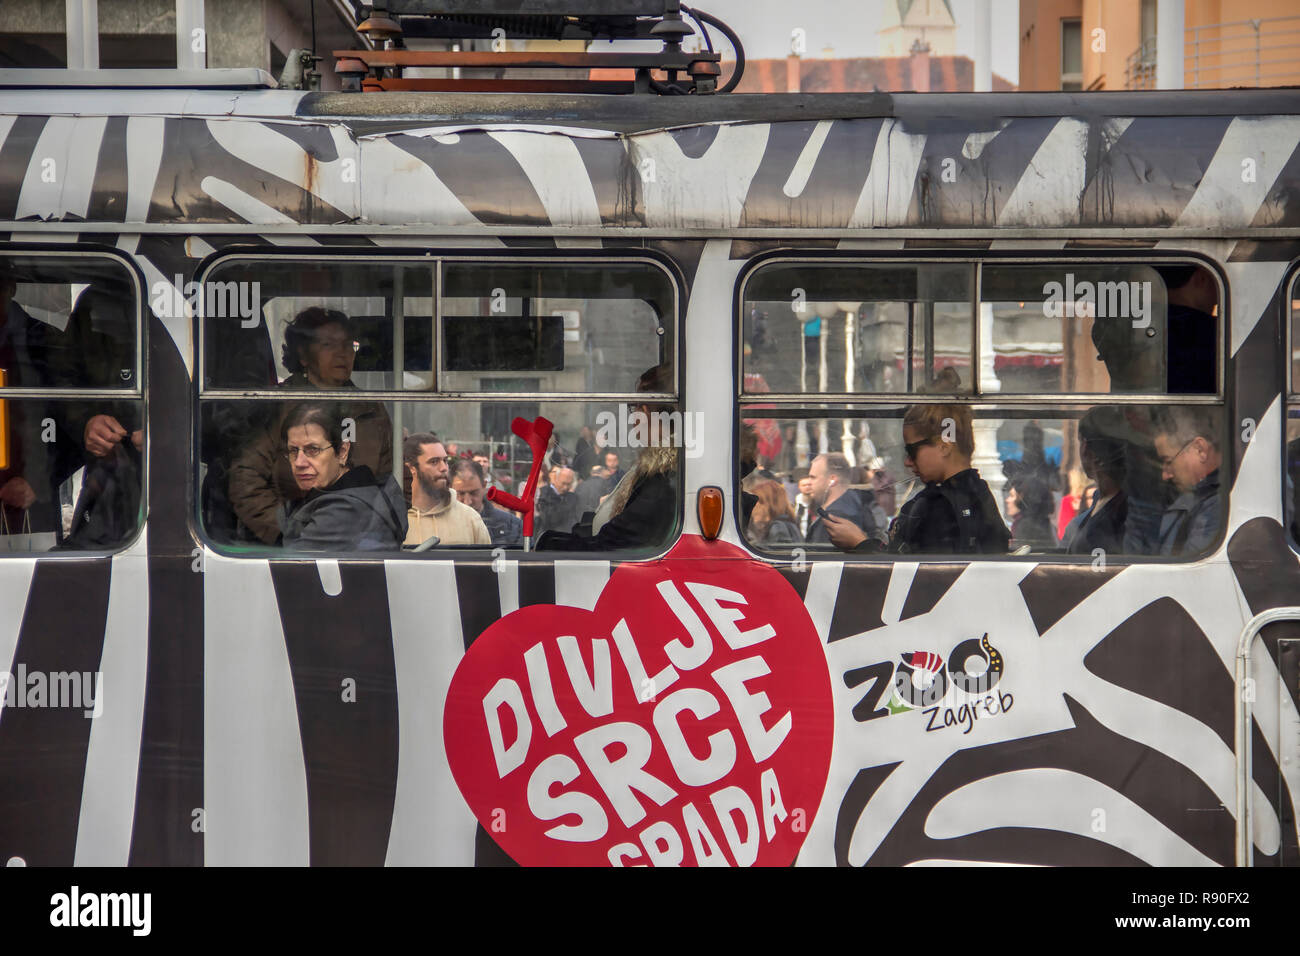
[1061, 18, 1084, 91]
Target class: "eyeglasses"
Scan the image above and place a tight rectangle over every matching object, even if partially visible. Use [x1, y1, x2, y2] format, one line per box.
[313, 337, 360, 353]
[1157, 437, 1197, 469]
[904, 437, 935, 461]
[286, 443, 334, 461]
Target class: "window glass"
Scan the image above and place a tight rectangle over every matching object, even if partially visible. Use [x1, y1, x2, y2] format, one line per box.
[980, 264, 1219, 394]
[202, 260, 435, 390]
[198, 255, 682, 556]
[1, 254, 143, 554]
[0, 396, 145, 553]
[200, 397, 682, 556]
[439, 262, 674, 393]
[743, 263, 974, 395]
[2, 253, 138, 389]
[740, 403, 1225, 560]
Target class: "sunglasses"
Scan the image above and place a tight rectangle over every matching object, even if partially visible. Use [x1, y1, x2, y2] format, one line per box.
[904, 437, 935, 460]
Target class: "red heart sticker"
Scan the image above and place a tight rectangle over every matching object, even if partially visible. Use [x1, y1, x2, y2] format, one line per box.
[444, 534, 834, 866]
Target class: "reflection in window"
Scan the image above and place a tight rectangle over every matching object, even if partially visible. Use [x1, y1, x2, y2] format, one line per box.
[744, 263, 974, 395]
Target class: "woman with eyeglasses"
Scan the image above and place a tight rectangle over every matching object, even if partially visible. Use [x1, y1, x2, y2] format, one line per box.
[277, 403, 406, 552]
[228, 307, 394, 545]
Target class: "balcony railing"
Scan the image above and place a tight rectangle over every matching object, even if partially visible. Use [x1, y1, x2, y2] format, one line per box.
[1125, 15, 1300, 90]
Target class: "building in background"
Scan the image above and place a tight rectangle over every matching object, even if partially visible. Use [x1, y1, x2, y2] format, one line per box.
[0, 0, 367, 89]
[733, 45, 1015, 93]
[878, 0, 958, 57]
[1020, 0, 1300, 90]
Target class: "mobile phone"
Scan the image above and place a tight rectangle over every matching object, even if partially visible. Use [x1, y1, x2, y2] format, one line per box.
[816, 506, 832, 520]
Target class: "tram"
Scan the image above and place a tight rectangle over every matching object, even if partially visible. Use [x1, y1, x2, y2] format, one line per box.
[0, 2, 1297, 867]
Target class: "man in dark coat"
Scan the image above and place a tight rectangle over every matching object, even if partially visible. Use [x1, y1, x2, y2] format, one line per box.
[451, 458, 522, 548]
[805, 452, 887, 548]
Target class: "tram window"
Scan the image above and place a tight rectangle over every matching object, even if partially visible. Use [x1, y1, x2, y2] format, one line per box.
[0, 253, 144, 554]
[981, 264, 1219, 395]
[739, 256, 1225, 563]
[740, 404, 1225, 561]
[439, 262, 674, 393]
[201, 260, 435, 390]
[1, 254, 138, 389]
[197, 254, 682, 556]
[200, 397, 681, 556]
[743, 263, 974, 395]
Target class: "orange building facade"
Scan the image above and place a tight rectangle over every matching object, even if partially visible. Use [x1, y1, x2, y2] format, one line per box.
[1020, 0, 1300, 90]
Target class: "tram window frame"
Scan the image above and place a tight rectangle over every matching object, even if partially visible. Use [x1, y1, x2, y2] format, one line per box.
[735, 250, 1228, 564]
[0, 244, 148, 557]
[193, 249, 685, 559]
[1283, 268, 1300, 552]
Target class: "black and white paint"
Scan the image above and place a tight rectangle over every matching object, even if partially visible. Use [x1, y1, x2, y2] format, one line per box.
[0, 88, 1297, 866]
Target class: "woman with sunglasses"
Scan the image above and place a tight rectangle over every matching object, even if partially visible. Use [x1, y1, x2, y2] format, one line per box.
[823, 403, 1009, 555]
[277, 403, 406, 552]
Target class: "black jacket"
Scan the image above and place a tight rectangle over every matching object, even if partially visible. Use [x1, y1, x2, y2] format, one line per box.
[1063, 491, 1128, 555]
[279, 466, 407, 552]
[537, 470, 676, 552]
[480, 501, 523, 548]
[887, 468, 1010, 555]
[807, 488, 887, 547]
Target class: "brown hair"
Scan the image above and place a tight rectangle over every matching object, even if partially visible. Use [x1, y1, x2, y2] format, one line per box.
[902, 404, 974, 458]
[402, 431, 442, 468]
[751, 479, 795, 524]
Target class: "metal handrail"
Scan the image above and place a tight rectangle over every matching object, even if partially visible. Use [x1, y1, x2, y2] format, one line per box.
[1234, 606, 1300, 867]
[1125, 14, 1300, 89]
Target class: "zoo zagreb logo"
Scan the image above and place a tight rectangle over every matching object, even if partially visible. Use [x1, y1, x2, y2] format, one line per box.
[845, 634, 1014, 735]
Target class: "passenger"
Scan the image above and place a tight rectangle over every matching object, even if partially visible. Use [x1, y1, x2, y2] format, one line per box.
[57, 285, 144, 548]
[535, 465, 581, 537]
[279, 403, 406, 552]
[747, 479, 802, 546]
[793, 468, 814, 537]
[228, 308, 393, 545]
[1151, 406, 1222, 556]
[805, 452, 887, 548]
[573, 462, 612, 518]
[1156, 265, 1218, 395]
[0, 263, 64, 536]
[403, 431, 489, 547]
[825, 404, 1009, 554]
[1062, 407, 1129, 555]
[536, 364, 678, 552]
[571, 425, 600, 477]
[451, 458, 522, 548]
[604, 450, 625, 487]
[1003, 473, 1056, 551]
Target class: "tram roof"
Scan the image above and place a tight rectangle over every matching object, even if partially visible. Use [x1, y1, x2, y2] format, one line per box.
[0, 77, 1298, 134]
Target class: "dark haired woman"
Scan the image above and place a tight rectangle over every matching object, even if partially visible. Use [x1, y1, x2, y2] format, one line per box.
[1062, 407, 1130, 556]
[228, 308, 393, 544]
[278, 403, 406, 551]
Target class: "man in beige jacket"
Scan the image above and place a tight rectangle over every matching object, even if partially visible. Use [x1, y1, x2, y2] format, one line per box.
[403, 432, 489, 547]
